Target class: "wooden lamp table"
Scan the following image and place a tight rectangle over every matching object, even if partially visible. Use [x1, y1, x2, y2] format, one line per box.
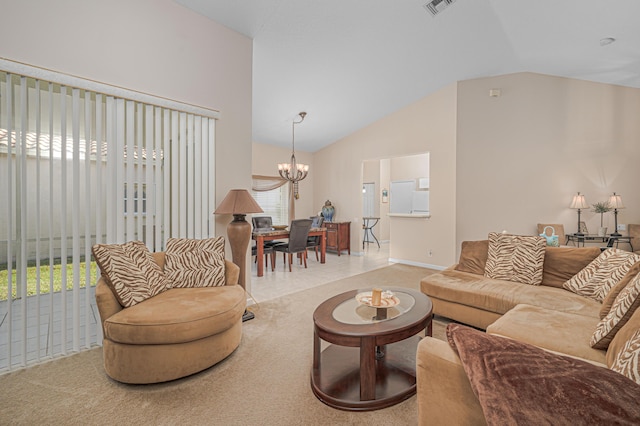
[311, 288, 433, 411]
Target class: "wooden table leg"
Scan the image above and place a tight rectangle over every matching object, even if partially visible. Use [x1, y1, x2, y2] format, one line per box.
[320, 230, 326, 264]
[360, 336, 376, 401]
[256, 235, 264, 277]
[312, 327, 321, 371]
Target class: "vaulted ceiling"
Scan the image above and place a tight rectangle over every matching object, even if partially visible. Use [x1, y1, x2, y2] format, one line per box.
[175, 0, 640, 152]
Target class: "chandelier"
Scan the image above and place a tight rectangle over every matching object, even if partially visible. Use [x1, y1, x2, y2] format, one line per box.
[278, 111, 309, 199]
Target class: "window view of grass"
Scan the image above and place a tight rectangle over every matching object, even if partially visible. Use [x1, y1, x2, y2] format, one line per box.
[0, 261, 98, 301]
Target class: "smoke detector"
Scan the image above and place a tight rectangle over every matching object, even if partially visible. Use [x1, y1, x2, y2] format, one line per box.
[423, 0, 457, 17]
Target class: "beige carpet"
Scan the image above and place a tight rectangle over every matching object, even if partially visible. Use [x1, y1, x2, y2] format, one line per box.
[0, 264, 444, 426]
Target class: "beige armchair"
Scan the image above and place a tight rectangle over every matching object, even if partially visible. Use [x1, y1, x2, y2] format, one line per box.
[537, 223, 566, 246]
[95, 253, 245, 384]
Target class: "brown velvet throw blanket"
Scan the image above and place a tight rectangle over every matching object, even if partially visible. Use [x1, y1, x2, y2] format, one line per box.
[446, 324, 640, 425]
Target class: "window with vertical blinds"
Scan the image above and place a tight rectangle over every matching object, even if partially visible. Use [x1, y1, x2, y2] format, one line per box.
[0, 59, 217, 372]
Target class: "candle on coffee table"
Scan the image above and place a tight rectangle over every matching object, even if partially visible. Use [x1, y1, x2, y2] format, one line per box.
[371, 288, 382, 306]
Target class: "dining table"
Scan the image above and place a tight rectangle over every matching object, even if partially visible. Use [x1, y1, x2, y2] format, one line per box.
[252, 227, 327, 277]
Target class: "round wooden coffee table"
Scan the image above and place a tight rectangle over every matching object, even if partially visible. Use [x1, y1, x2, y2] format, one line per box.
[310, 287, 433, 411]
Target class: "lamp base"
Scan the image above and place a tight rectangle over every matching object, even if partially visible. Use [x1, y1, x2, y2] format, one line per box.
[242, 309, 255, 322]
[610, 232, 622, 237]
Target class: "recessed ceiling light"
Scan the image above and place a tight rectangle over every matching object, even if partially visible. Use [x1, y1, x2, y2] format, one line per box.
[600, 37, 616, 47]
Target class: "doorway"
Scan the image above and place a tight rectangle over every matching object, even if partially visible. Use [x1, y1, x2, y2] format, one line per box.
[362, 182, 375, 217]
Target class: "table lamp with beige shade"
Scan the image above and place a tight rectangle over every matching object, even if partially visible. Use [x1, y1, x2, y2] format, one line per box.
[214, 189, 263, 321]
[569, 192, 589, 236]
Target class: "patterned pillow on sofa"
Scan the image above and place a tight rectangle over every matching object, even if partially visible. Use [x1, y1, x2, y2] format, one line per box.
[563, 249, 640, 302]
[484, 233, 546, 286]
[165, 237, 226, 288]
[92, 240, 169, 307]
[591, 270, 640, 350]
[610, 329, 640, 385]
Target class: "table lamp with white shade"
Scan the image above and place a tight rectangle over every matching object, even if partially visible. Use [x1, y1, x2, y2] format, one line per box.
[608, 192, 625, 237]
[569, 192, 589, 236]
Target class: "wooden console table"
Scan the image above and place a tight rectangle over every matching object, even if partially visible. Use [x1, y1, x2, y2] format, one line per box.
[326, 221, 351, 255]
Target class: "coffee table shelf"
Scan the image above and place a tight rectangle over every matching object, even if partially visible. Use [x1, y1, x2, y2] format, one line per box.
[311, 287, 432, 411]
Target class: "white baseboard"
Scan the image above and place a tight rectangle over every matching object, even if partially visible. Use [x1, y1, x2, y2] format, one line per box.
[388, 258, 446, 270]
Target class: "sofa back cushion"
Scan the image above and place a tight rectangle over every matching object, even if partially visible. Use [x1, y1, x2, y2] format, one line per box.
[541, 246, 602, 288]
[92, 240, 170, 308]
[484, 233, 546, 286]
[455, 240, 489, 275]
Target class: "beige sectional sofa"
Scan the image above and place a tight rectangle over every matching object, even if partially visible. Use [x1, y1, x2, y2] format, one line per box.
[417, 239, 640, 424]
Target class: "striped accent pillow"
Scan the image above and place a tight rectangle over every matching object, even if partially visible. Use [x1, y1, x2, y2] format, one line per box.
[484, 233, 546, 286]
[563, 249, 640, 302]
[591, 271, 640, 350]
[165, 237, 226, 288]
[610, 329, 640, 385]
[92, 240, 169, 307]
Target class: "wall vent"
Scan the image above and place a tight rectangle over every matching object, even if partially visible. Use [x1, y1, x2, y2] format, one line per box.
[423, 0, 457, 17]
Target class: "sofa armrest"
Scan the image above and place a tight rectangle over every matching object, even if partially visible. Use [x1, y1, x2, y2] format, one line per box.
[95, 277, 123, 335]
[224, 260, 240, 286]
[417, 337, 486, 426]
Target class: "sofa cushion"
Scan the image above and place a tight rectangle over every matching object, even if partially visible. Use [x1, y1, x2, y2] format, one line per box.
[92, 241, 169, 307]
[541, 246, 601, 288]
[454, 240, 488, 275]
[563, 249, 640, 302]
[165, 237, 226, 288]
[600, 261, 640, 319]
[485, 233, 546, 286]
[487, 304, 606, 365]
[421, 269, 601, 318]
[591, 270, 640, 350]
[103, 285, 246, 345]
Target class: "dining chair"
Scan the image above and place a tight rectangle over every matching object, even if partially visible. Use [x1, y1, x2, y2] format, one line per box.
[252, 216, 282, 248]
[275, 219, 313, 271]
[252, 216, 273, 230]
[252, 243, 276, 272]
[306, 216, 324, 261]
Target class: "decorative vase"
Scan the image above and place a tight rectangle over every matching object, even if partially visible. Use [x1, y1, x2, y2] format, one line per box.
[598, 227, 607, 237]
[321, 200, 335, 222]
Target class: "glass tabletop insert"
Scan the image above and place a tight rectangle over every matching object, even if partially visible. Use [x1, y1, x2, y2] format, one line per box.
[332, 289, 416, 324]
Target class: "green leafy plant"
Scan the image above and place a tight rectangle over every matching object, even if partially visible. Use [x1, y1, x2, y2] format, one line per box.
[592, 201, 612, 227]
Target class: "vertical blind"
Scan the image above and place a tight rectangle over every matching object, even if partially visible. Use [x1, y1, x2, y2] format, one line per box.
[0, 61, 217, 372]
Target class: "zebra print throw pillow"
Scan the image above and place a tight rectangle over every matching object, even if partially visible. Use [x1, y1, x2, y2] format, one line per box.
[610, 329, 640, 385]
[563, 249, 640, 302]
[591, 271, 640, 350]
[165, 237, 226, 288]
[484, 232, 546, 286]
[92, 240, 169, 308]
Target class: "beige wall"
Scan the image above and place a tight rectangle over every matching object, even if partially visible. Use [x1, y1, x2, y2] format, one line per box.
[251, 143, 316, 220]
[456, 72, 640, 251]
[312, 83, 458, 267]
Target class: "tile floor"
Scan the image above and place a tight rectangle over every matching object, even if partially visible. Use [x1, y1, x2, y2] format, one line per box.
[248, 242, 392, 304]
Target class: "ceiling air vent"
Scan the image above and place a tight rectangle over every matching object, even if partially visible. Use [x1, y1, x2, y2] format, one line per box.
[423, 0, 457, 17]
